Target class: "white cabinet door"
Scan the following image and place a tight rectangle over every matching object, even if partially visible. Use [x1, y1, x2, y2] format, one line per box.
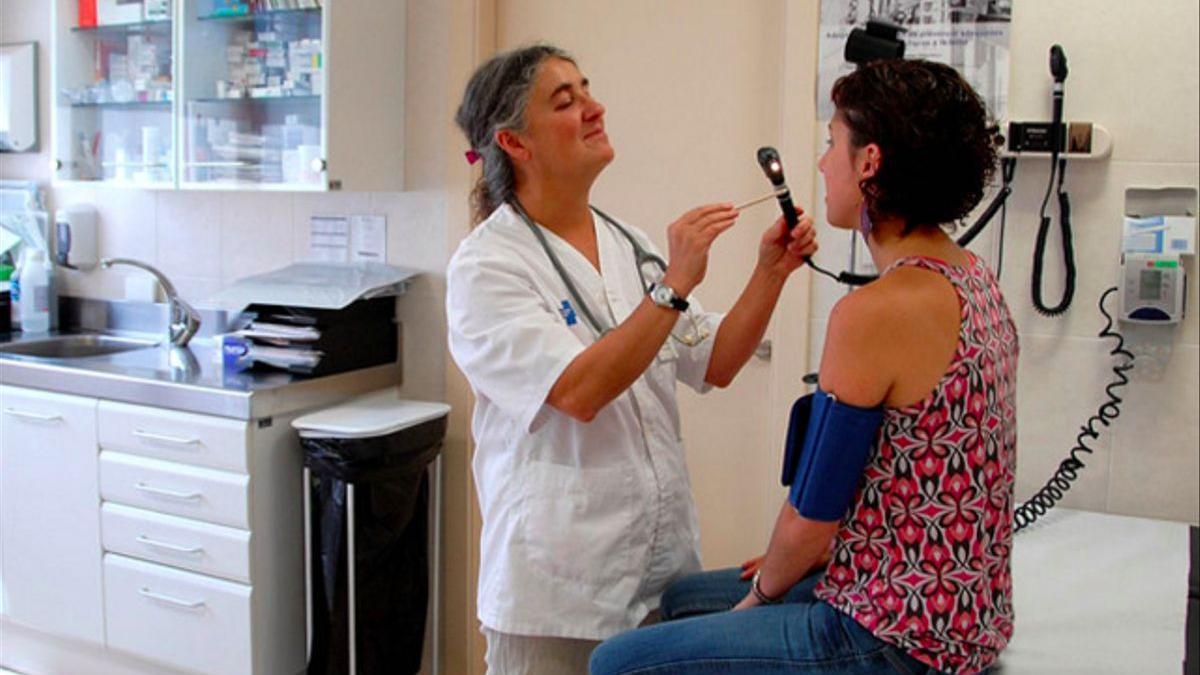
[0, 385, 104, 644]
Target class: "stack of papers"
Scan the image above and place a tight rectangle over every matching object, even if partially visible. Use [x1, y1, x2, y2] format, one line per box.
[235, 313, 326, 373]
[237, 321, 321, 343]
[246, 344, 323, 370]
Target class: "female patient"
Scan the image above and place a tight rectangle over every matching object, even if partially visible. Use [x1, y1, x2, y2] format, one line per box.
[592, 59, 1017, 675]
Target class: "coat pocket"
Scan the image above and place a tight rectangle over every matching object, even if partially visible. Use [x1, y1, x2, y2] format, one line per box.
[513, 461, 641, 587]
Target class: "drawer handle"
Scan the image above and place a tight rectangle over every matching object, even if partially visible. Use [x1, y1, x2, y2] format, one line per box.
[133, 429, 201, 446]
[139, 587, 206, 610]
[3, 407, 64, 422]
[136, 534, 205, 555]
[134, 483, 203, 501]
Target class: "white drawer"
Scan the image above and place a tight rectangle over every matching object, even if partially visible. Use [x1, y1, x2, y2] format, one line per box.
[99, 400, 250, 473]
[104, 553, 252, 675]
[102, 502, 252, 584]
[101, 451, 250, 529]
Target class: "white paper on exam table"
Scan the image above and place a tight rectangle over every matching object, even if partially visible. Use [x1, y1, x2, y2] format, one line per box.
[999, 508, 1190, 674]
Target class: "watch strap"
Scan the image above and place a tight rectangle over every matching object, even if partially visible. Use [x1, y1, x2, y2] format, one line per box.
[649, 282, 689, 312]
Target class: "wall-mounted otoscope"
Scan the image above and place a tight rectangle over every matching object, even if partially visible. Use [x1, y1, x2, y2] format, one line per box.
[1029, 43, 1077, 316]
[844, 19, 906, 67]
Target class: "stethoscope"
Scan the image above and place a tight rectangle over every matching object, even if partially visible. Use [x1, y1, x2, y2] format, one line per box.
[511, 200, 709, 345]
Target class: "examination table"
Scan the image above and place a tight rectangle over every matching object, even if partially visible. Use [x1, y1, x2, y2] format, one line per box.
[997, 508, 1198, 674]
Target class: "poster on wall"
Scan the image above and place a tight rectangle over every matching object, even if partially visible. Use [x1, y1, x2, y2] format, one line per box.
[817, 0, 1012, 121]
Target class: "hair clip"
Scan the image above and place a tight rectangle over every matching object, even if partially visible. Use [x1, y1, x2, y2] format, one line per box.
[465, 149, 482, 165]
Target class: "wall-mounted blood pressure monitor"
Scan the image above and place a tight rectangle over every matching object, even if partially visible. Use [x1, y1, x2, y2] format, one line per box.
[1121, 188, 1195, 325]
[1120, 254, 1186, 323]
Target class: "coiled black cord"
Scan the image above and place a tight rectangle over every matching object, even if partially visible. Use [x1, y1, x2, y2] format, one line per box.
[1030, 157, 1077, 315]
[1013, 286, 1135, 532]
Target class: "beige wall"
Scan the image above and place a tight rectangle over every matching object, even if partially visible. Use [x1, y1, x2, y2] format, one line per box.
[806, 0, 1200, 524]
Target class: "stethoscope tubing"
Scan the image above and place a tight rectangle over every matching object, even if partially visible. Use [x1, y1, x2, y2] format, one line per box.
[512, 200, 664, 338]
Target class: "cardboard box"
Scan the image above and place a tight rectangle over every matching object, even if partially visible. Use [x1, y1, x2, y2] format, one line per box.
[143, 0, 169, 21]
[97, 0, 144, 25]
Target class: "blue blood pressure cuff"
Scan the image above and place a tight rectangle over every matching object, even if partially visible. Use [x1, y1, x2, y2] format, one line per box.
[780, 388, 883, 522]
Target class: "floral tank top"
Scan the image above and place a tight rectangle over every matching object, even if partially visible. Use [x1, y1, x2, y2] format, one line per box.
[814, 252, 1019, 675]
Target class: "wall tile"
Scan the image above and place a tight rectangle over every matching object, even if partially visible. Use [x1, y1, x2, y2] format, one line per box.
[1014, 334, 1119, 514]
[1108, 345, 1200, 524]
[290, 192, 371, 262]
[372, 190, 446, 274]
[170, 276, 224, 306]
[156, 191, 222, 281]
[91, 189, 158, 264]
[55, 266, 131, 300]
[219, 192, 294, 288]
[1009, 0, 1199, 165]
[395, 280, 447, 401]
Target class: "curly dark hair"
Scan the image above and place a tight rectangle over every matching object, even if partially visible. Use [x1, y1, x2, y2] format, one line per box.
[831, 59, 998, 233]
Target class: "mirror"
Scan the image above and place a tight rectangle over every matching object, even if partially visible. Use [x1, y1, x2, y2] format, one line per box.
[0, 42, 38, 153]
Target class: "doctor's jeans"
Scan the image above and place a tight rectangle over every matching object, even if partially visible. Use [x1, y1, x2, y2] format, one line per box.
[589, 568, 952, 675]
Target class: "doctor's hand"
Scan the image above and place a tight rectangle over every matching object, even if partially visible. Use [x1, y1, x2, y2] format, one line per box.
[660, 203, 739, 298]
[757, 210, 817, 280]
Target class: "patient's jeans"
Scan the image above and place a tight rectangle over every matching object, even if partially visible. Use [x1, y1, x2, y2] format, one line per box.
[589, 568, 949, 675]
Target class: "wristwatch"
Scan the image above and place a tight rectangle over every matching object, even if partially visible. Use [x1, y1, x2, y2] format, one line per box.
[648, 282, 689, 312]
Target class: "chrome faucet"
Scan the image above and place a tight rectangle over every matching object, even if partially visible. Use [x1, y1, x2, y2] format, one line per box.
[100, 258, 201, 347]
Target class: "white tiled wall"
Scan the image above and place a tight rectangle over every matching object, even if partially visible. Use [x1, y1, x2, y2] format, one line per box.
[47, 188, 450, 402]
[806, 0, 1200, 524]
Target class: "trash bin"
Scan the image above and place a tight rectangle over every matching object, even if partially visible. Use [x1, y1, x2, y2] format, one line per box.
[293, 389, 450, 675]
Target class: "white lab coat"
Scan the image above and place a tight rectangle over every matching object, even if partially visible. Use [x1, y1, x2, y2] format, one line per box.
[446, 203, 722, 640]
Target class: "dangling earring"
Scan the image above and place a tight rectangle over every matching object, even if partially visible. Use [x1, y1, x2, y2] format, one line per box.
[859, 203, 874, 240]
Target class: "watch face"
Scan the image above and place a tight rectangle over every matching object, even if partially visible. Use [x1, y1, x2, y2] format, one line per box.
[652, 284, 673, 305]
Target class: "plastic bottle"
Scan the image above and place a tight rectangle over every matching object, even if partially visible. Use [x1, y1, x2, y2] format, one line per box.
[17, 249, 51, 333]
[9, 261, 20, 332]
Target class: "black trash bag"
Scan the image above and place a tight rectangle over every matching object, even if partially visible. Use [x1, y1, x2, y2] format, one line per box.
[304, 416, 445, 675]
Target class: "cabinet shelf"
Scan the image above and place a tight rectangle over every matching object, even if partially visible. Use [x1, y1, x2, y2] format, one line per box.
[71, 20, 172, 35]
[196, 8, 321, 23]
[189, 94, 319, 104]
[68, 99, 173, 109]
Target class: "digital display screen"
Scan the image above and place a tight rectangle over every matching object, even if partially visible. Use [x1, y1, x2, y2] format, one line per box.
[1140, 269, 1162, 301]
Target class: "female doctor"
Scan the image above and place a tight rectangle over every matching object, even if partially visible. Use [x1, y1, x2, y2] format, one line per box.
[447, 44, 817, 673]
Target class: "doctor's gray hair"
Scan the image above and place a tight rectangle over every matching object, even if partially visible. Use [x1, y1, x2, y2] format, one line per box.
[456, 44, 574, 225]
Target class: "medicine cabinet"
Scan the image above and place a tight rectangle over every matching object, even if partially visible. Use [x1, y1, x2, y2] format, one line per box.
[51, 0, 405, 191]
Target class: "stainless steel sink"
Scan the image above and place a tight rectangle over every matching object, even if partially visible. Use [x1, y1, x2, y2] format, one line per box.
[0, 334, 160, 360]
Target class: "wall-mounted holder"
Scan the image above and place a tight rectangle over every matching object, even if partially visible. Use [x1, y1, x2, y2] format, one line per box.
[1000, 121, 1112, 160]
[1119, 186, 1196, 324]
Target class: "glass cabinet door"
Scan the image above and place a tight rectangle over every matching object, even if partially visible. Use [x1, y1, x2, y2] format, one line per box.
[54, 0, 176, 186]
[181, 1, 324, 189]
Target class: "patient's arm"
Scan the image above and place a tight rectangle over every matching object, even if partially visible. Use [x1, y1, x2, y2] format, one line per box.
[734, 281, 895, 610]
[733, 501, 838, 610]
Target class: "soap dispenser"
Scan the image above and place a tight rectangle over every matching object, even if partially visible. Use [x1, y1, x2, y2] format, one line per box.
[54, 205, 99, 270]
